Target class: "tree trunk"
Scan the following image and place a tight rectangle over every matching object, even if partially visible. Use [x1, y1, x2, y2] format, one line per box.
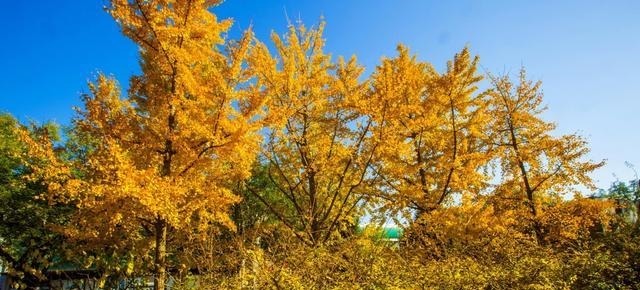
[635, 200, 640, 229]
[154, 218, 167, 290]
[635, 180, 640, 229]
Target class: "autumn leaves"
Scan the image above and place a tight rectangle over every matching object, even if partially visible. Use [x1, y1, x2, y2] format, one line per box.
[14, 0, 610, 289]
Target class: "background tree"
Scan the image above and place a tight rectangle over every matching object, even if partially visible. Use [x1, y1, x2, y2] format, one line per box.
[596, 165, 640, 227]
[0, 114, 72, 289]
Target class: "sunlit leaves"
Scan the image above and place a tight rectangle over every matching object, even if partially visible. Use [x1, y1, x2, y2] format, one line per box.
[365, 45, 490, 221]
[246, 22, 374, 246]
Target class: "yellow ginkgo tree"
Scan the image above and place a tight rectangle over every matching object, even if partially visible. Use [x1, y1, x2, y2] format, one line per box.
[487, 69, 605, 244]
[365, 46, 491, 222]
[246, 23, 376, 247]
[27, 1, 266, 289]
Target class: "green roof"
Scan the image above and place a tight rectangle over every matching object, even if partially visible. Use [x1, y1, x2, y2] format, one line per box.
[355, 225, 403, 240]
[380, 227, 402, 239]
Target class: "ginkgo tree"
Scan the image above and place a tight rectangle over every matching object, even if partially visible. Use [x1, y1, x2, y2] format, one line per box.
[365, 46, 491, 222]
[246, 23, 376, 247]
[24, 0, 266, 289]
[487, 69, 605, 244]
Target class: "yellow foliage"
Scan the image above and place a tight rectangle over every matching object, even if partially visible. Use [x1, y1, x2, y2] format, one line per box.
[538, 197, 614, 247]
[365, 45, 491, 220]
[21, 1, 267, 288]
[246, 22, 374, 246]
[488, 69, 605, 243]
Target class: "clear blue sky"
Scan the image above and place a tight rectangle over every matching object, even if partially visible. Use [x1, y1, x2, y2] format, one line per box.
[1, 0, 638, 189]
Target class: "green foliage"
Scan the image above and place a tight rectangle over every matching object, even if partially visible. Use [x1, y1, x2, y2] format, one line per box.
[0, 113, 72, 288]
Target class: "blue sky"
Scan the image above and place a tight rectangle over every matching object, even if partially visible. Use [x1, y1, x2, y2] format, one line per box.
[1, 0, 638, 189]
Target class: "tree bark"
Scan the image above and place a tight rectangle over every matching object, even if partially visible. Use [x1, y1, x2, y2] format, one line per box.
[154, 218, 167, 290]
